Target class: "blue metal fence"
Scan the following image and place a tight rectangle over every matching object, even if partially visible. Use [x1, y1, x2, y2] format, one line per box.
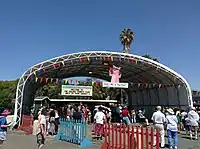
[56, 118, 87, 145]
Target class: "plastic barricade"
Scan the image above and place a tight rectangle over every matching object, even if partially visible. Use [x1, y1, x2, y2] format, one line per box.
[101, 124, 160, 149]
[55, 118, 92, 147]
[18, 115, 34, 134]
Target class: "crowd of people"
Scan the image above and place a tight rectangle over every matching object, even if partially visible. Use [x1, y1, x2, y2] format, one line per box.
[26, 104, 200, 149]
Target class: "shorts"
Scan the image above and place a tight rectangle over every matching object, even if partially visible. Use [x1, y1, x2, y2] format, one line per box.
[36, 132, 45, 145]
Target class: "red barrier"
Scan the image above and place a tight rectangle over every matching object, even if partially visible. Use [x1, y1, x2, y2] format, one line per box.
[101, 124, 160, 149]
[17, 115, 33, 134]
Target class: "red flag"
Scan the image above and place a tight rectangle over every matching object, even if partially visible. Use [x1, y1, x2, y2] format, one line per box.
[40, 78, 43, 83]
[70, 80, 72, 84]
[53, 64, 56, 69]
[45, 78, 49, 83]
[145, 83, 148, 88]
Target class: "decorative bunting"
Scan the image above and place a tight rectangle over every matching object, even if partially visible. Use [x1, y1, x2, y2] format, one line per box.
[87, 56, 90, 61]
[30, 75, 183, 90]
[111, 56, 114, 61]
[138, 83, 141, 88]
[53, 64, 56, 69]
[45, 78, 49, 83]
[40, 78, 43, 83]
[61, 61, 65, 66]
[76, 80, 79, 85]
[92, 81, 94, 86]
[34, 71, 36, 76]
[56, 79, 59, 84]
[65, 80, 68, 84]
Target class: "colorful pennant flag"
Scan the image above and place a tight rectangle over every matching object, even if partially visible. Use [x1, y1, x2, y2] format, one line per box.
[45, 78, 49, 83]
[40, 78, 43, 83]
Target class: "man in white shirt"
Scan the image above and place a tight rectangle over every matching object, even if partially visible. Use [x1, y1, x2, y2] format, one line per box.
[151, 106, 166, 148]
[94, 106, 105, 139]
[187, 107, 199, 140]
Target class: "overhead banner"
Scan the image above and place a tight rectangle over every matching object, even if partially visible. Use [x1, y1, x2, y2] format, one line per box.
[103, 82, 129, 88]
[61, 85, 93, 96]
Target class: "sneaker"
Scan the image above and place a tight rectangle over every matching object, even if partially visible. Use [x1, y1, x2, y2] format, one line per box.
[174, 146, 178, 149]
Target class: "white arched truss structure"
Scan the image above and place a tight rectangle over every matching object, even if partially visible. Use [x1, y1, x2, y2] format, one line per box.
[14, 51, 193, 126]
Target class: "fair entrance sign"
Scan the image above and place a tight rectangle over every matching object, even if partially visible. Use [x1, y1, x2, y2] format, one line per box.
[61, 85, 93, 96]
[102, 82, 128, 88]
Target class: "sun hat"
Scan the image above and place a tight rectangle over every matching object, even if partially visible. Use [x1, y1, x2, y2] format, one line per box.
[138, 110, 142, 113]
[167, 108, 174, 114]
[1, 109, 10, 115]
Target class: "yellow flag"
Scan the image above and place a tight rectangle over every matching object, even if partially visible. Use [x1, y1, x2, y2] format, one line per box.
[135, 59, 138, 64]
[92, 81, 94, 86]
[35, 77, 38, 82]
[111, 56, 114, 61]
[87, 56, 90, 61]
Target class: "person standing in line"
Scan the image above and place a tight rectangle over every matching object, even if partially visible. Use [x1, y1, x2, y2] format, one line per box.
[187, 107, 199, 140]
[151, 106, 166, 148]
[131, 109, 136, 123]
[94, 106, 106, 140]
[166, 108, 178, 149]
[54, 108, 59, 135]
[36, 108, 47, 149]
[121, 106, 130, 126]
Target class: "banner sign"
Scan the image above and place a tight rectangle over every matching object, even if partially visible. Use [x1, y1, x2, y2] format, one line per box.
[61, 85, 93, 96]
[103, 82, 129, 88]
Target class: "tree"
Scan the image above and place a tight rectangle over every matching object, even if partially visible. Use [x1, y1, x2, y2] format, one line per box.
[120, 28, 134, 54]
[142, 54, 159, 62]
[0, 80, 18, 112]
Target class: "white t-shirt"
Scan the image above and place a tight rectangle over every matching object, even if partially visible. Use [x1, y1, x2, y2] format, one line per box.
[36, 114, 46, 134]
[151, 111, 166, 124]
[94, 111, 105, 124]
[181, 112, 187, 120]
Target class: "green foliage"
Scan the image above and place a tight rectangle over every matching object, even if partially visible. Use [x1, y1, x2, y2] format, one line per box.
[35, 84, 62, 99]
[142, 54, 159, 62]
[0, 80, 18, 111]
[120, 28, 134, 53]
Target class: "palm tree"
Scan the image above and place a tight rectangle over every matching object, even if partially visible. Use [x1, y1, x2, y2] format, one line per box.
[120, 28, 134, 54]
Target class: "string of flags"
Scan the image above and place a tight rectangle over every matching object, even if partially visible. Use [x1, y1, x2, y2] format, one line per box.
[30, 55, 146, 76]
[31, 76, 183, 89]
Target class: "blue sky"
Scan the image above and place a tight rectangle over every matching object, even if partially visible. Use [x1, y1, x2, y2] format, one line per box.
[0, 0, 200, 89]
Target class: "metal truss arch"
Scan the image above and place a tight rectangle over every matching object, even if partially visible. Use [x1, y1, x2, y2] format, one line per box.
[14, 51, 193, 126]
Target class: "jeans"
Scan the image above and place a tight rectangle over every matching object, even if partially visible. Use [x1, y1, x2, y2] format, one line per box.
[122, 117, 130, 125]
[167, 130, 178, 147]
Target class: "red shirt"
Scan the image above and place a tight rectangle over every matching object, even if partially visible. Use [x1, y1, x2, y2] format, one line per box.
[121, 109, 129, 117]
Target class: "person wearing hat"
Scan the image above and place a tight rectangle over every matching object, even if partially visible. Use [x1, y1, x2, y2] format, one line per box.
[187, 107, 199, 140]
[0, 109, 10, 146]
[166, 108, 178, 149]
[151, 106, 166, 148]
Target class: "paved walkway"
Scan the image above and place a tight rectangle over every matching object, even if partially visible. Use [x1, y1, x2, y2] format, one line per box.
[1, 126, 200, 149]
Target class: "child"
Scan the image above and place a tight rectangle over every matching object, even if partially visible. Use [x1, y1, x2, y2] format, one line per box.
[166, 108, 178, 149]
